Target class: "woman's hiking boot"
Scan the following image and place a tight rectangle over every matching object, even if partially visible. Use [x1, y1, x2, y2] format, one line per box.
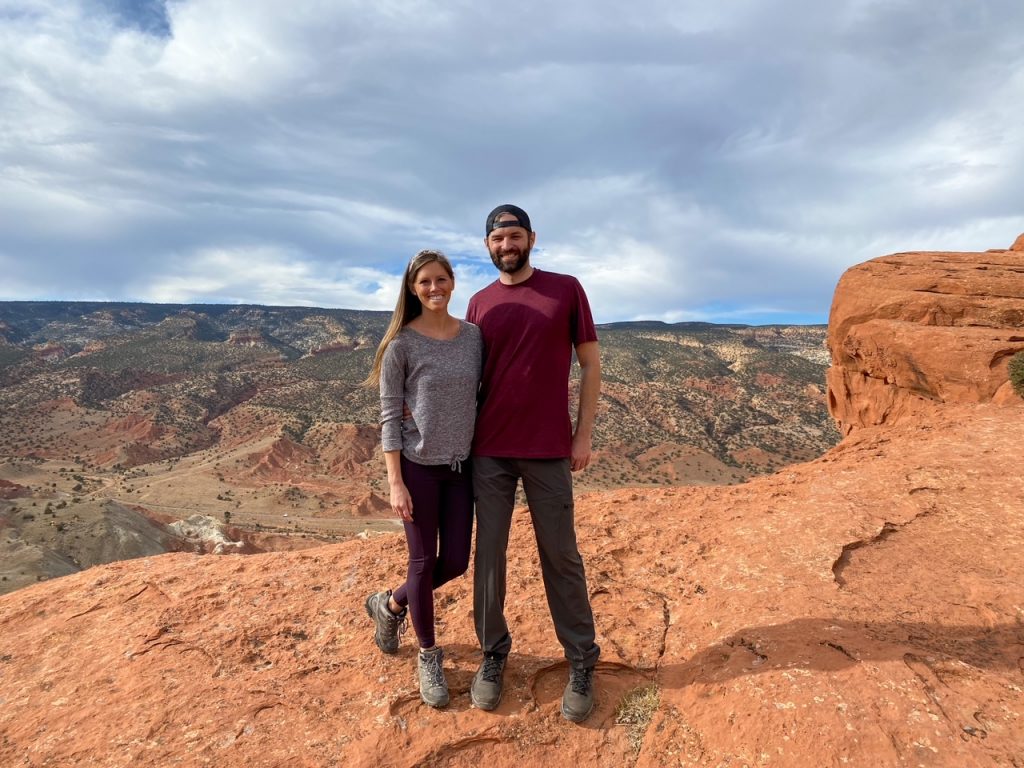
[417, 647, 449, 708]
[364, 590, 406, 654]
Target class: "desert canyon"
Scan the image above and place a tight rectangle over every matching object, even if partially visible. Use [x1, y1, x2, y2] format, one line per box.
[1, 239, 1023, 767]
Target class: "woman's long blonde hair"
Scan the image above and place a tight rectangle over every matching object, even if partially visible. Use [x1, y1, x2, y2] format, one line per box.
[363, 249, 455, 387]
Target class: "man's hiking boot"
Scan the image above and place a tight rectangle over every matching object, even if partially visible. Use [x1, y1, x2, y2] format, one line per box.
[364, 590, 406, 654]
[561, 666, 595, 722]
[470, 652, 507, 710]
[417, 647, 449, 708]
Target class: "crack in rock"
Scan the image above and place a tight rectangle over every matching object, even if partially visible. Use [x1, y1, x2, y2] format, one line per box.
[832, 522, 899, 587]
[820, 640, 858, 661]
[832, 505, 942, 588]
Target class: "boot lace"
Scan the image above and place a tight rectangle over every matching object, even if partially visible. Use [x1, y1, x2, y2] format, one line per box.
[383, 604, 407, 639]
[421, 650, 445, 688]
[480, 654, 506, 683]
[569, 666, 593, 695]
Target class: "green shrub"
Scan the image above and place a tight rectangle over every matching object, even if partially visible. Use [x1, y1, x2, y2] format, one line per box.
[1010, 351, 1024, 398]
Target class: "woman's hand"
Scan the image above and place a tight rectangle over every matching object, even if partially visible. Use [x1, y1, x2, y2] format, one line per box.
[390, 482, 413, 521]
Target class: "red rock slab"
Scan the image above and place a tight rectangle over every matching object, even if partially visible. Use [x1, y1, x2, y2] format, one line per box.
[827, 249, 1024, 433]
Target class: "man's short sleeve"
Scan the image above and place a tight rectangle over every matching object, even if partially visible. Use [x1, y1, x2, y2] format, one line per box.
[570, 277, 598, 347]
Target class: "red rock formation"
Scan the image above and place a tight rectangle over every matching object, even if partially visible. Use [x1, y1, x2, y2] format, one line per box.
[352, 491, 390, 517]
[0, 478, 27, 499]
[246, 436, 316, 481]
[1, 244, 1023, 766]
[307, 422, 379, 474]
[103, 414, 163, 442]
[227, 330, 265, 346]
[826, 238, 1024, 434]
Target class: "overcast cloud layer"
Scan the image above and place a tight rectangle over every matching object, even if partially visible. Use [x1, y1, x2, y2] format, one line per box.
[2, 0, 1023, 323]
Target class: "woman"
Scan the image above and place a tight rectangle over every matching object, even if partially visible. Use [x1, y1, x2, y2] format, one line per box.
[363, 249, 482, 708]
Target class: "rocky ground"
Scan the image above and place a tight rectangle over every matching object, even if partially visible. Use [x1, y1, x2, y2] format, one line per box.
[0, 403, 1020, 767]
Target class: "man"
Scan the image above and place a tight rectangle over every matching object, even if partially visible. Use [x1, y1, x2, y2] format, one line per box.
[466, 203, 601, 723]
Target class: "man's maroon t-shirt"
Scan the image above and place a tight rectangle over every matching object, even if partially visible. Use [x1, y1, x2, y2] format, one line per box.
[466, 269, 598, 459]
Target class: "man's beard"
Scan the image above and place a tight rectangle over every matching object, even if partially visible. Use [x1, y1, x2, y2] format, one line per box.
[489, 244, 531, 275]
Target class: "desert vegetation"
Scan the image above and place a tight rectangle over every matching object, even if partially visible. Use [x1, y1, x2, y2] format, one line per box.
[1, 302, 839, 593]
[1009, 350, 1024, 398]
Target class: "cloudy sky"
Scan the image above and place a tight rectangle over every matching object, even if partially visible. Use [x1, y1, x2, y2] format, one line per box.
[2, 0, 1022, 324]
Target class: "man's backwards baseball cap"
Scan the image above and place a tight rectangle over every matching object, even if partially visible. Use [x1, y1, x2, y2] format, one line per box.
[485, 204, 532, 236]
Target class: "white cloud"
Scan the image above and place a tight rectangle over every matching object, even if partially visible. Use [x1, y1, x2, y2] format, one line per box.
[137, 244, 399, 308]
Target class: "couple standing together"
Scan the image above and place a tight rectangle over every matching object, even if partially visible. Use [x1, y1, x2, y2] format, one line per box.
[363, 204, 601, 722]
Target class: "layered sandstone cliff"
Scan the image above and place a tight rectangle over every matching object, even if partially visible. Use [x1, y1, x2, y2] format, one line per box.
[1, 243, 1022, 767]
[826, 238, 1024, 434]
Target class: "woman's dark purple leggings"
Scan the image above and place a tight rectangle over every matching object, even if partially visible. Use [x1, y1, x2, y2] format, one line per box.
[391, 455, 473, 648]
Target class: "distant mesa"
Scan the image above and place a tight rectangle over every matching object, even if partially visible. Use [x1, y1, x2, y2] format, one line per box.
[227, 330, 267, 347]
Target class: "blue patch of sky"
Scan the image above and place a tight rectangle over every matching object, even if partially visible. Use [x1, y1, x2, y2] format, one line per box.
[95, 0, 171, 37]
[691, 304, 828, 327]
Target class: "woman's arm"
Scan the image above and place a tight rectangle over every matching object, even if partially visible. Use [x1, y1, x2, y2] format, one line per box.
[379, 340, 413, 520]
[384, 450, 413, 521]
[379, 342, 406, 451]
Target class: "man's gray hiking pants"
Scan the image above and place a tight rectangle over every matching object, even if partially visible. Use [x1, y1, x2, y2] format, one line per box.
[472, 456, 600, 670]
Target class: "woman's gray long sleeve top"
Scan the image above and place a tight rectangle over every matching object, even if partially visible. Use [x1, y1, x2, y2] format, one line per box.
[379, 321, 482, 466]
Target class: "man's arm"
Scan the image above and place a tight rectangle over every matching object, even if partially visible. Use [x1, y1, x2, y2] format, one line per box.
[570, 340, 600, 472]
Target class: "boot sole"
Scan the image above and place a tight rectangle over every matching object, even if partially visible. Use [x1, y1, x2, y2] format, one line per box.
[470, 694, 499, 711]
[470, 685, 500, 711]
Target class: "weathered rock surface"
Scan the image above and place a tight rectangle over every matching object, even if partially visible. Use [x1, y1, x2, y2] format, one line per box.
[2, 245, 1023, 767]
[826, 240, 1024, 434]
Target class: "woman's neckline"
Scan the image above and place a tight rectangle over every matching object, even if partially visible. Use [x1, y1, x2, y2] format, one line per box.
[405, 317, 462, 341]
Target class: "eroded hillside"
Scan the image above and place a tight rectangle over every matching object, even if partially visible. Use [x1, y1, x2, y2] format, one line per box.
[0, 303, 837, 593]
